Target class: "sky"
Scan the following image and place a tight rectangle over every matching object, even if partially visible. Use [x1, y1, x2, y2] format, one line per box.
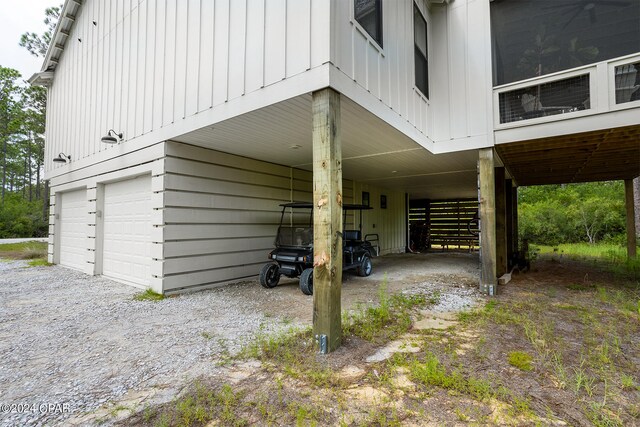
[0, 0, 57, 82]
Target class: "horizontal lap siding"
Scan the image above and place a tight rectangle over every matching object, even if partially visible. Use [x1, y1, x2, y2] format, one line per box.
[160, 141, 356, 292]
[160, 143, 290, 290]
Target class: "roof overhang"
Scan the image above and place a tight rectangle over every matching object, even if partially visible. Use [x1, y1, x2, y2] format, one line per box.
[28, 71, 54, 87]
[30, 0, 83, 86]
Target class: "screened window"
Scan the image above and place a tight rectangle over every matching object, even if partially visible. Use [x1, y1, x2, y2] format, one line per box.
[491, 0, 640, 86]
[354, 0, 383, 47]
[414, 4, 429, 98]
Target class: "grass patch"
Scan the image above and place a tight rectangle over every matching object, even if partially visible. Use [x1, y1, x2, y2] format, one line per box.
[133, 288, 165, 301]
[27, 258, 53, 267]
[239, 282, 432, 390]
[142, 382, 249, 427]
[532, 243, 640, 280]
[508, 351, 533, 371]
[343, 284, 427, 343]
[0, 241, 47, 260]
[409, 352, 495, 401]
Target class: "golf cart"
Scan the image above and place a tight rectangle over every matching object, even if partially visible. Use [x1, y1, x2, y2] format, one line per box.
[259, 202, 375, 295]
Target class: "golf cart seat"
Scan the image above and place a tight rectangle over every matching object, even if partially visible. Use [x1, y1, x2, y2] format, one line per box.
[343, 230, 361, 242]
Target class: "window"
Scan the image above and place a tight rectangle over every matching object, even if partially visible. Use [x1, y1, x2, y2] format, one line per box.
[414, 4, 429, 98]
[354, 0, 383, 47]
[362, 191, 370, 207]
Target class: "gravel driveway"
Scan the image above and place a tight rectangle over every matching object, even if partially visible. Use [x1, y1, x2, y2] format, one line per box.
[0, 252, 480, 426]
[0, 262, 300, 427]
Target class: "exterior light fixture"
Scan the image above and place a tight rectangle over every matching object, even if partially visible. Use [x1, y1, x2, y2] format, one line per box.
[53, 153, 71, 163]
[101, 129, 124, 144]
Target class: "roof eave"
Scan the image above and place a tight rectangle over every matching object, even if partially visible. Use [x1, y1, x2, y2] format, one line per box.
[39, 0, 83, 73]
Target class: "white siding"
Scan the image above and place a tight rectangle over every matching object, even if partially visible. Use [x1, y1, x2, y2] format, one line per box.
[352, 183, 406, 255]
[331, 0, 493, 150]
[45, 0, 330, 176]
[48, 143, 165, 278]
[332, 0, 430, 135]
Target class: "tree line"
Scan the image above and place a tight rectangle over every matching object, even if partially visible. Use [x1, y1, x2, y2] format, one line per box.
[518, 181, 627, 246]
[0, 5, 60, 238]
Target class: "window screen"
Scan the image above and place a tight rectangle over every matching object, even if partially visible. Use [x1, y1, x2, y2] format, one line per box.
[354, 0, 383, 47]
[491, 0, 640, 86]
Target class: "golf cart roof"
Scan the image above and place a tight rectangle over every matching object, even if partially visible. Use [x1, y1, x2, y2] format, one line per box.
[279, 202, 372, 210]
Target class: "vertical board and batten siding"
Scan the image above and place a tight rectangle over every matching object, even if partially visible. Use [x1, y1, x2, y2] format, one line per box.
[352, 183, 406, 255]
[332, 0, 431, 137]
[430, 0, 492, 146]
[331, 0, 492, 148]
[158, 142, 357, 292]
[45, 0, 330, 176]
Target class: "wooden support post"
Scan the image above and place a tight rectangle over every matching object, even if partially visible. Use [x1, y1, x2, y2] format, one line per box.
[505, 179, 514, 265]
[312, 88, 343, 353]
[495, 167, 507, 277]
[625, 179, 637, 259]
[512, 186, 519, 254]
[479, 149, 497, 295]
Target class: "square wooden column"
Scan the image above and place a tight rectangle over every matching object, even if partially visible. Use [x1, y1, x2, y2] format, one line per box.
[625, 179, 637, 259]
[479, 148, 497, 295]
[505, 179, 514, 264]
[312, 88, 343, 353]
[512, 186, 519, 255]
[495, 167, 508, 277]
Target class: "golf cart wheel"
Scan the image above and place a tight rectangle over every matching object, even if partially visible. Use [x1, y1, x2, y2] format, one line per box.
[357, 255, 372, 277]
[259, 263, 280, 288]
[299, 268, 313, 295]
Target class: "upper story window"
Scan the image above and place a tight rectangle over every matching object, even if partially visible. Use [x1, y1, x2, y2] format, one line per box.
[354, 0, 383, 48]
[491, 0, 640, 86]
[414, 4, 429, 98]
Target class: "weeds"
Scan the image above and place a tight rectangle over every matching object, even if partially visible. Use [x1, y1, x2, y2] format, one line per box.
[508, 351, 533, 371]
[409, 352, 495, 401]
[620, 374, 637, 390]
[132, 288, 165, 301]
[573, 359, 596, 397]
[27, 258, 53, 267]
[343, 283, 427, 343]
[0, 241, 47, 259]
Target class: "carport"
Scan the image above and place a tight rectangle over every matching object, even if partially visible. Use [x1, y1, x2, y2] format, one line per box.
[171, 88, 483, 352]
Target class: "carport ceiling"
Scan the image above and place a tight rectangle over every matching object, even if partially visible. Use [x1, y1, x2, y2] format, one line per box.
[495, 124, 640, 186]
[173, 94, 480, 200]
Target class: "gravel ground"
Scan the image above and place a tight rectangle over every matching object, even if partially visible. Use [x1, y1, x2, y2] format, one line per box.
[0, 262, 300, 427]
[0, 252, 481, 426]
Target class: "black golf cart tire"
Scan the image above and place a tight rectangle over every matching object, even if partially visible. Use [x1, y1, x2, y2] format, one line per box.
[357, 255, 372, 277]
[299, 268, 313, 295]
[259, 263, 280, 288]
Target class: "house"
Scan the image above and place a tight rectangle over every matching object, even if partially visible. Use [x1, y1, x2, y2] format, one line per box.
[31, 0, 639, 343]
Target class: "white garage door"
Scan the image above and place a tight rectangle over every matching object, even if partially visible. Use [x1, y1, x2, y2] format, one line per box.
[58, 189, 87, 271]
[102, 175, 152, 287]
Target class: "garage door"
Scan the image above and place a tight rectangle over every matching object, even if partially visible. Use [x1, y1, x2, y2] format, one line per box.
[102, 175, 152, 287]
[58, 189, 88, 270]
